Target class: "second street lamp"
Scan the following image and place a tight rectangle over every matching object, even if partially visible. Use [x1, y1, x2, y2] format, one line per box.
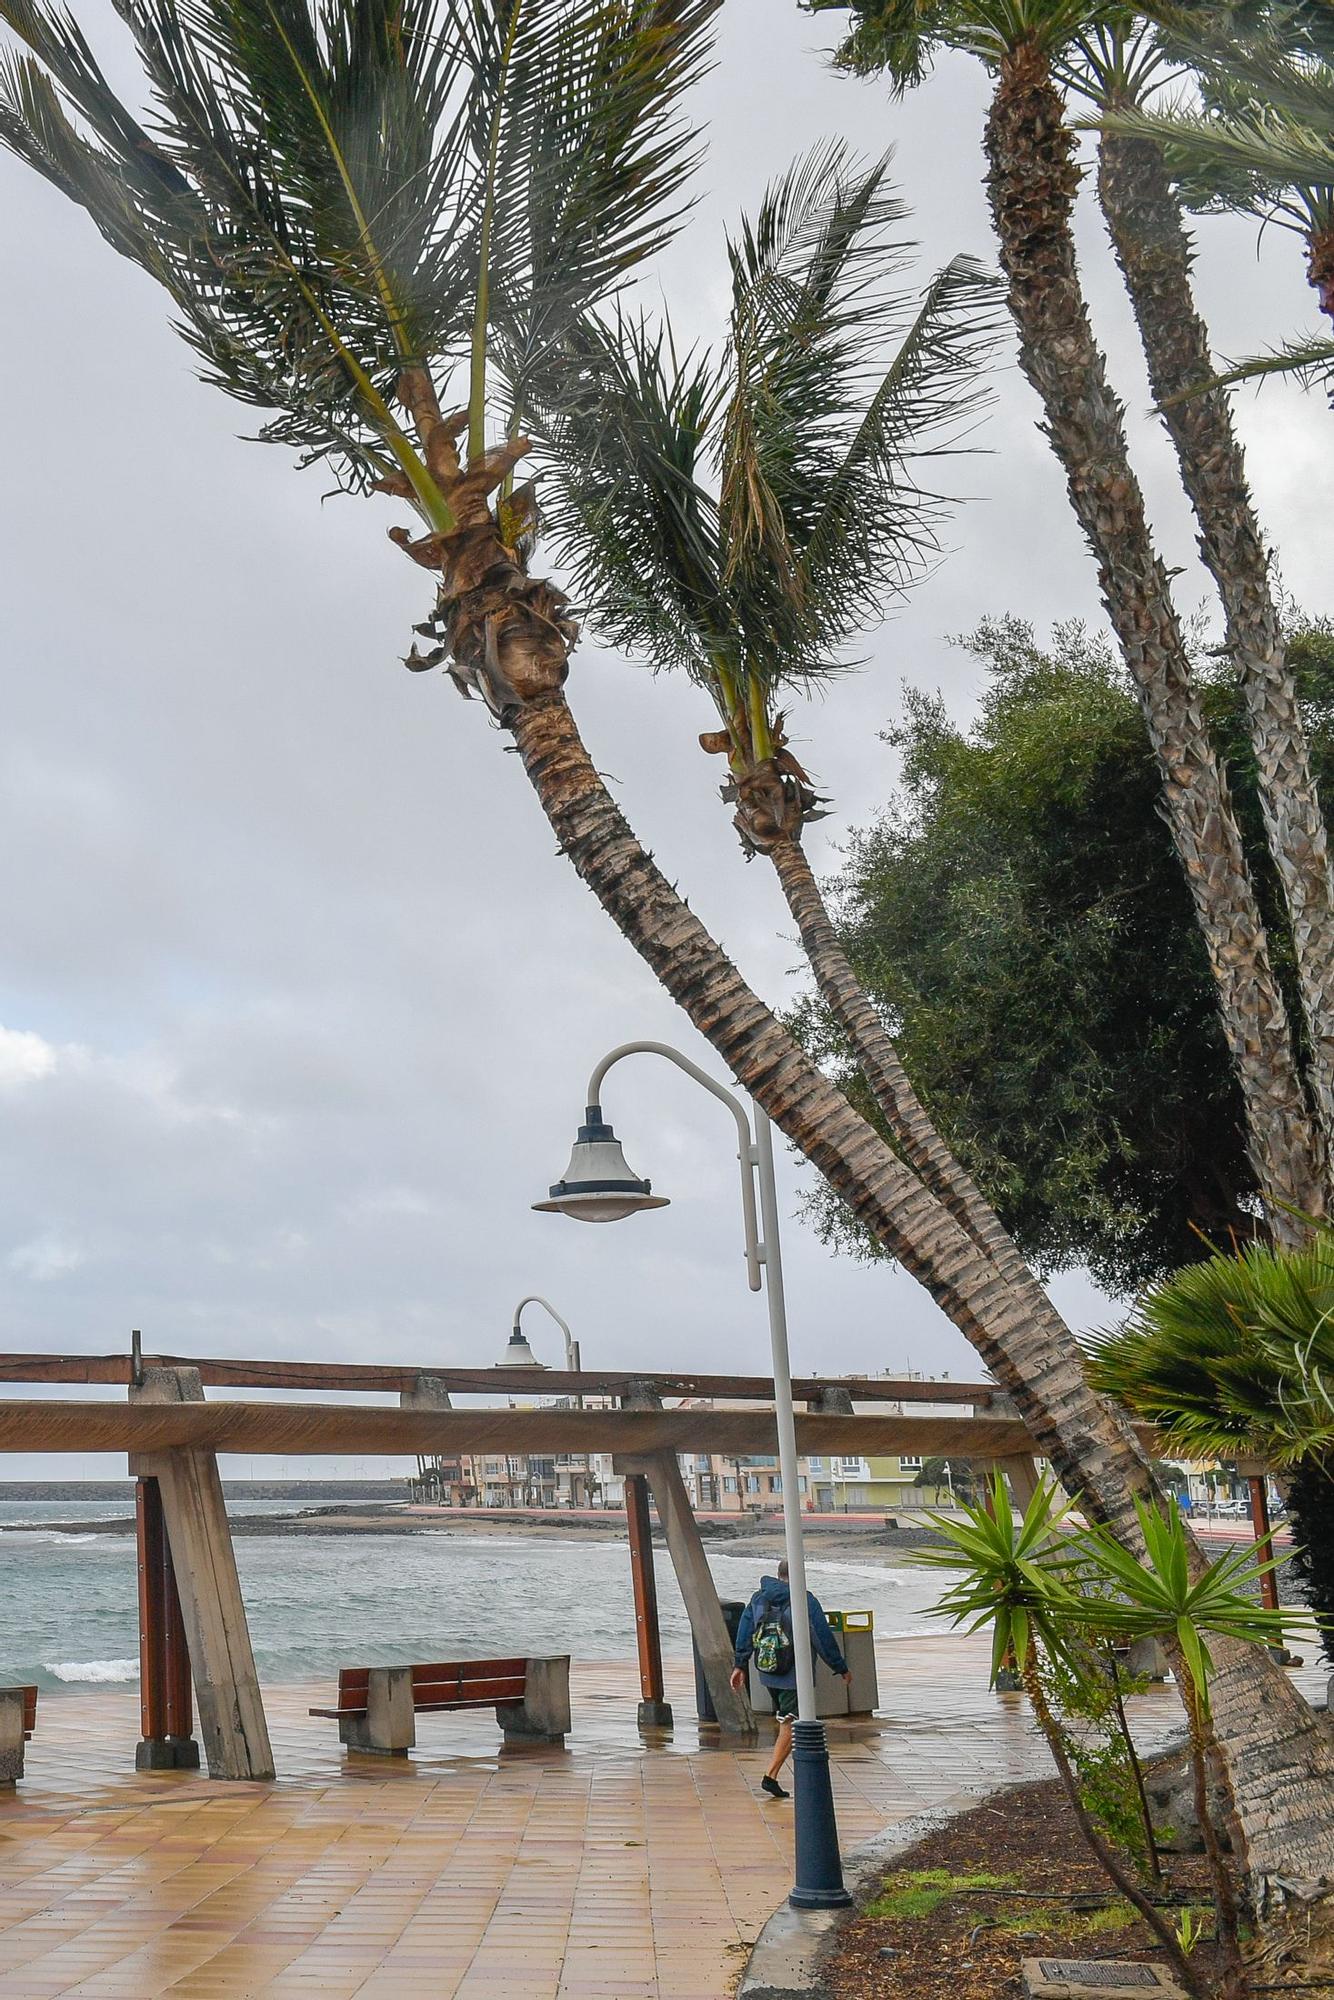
[533, 1039, 850, 1911]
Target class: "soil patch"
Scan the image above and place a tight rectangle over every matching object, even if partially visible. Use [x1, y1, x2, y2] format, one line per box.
[824, 1768, 1232, 2000]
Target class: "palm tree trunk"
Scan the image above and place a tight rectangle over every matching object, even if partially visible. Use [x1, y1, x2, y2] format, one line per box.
[768, 830, 1040, 1283]
[984, 41, 1326, 1242]
[1097, 127, 1334, 1168]
[503, 683, 1334, 1895]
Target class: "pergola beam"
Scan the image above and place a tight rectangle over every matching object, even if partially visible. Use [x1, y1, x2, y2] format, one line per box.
[0, 1399, 1061, 1459]
[0, 1351, 993, 1405]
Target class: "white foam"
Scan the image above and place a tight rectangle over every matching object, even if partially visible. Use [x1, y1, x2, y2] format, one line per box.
[44, 1659, 139, 1683]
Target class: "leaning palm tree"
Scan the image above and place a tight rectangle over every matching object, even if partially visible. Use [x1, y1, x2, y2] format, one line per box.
[1088, 1227, 1334, 1662]
[2, 0, 1332, 1899]
[807, 0, 1327, 1241]
[1063, 19, 1334, 1158]
[536, 145, 1084, 1317]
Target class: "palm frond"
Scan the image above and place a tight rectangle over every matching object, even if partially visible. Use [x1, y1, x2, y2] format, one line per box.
[459, 0, 719, 438]
[0, 0, 719, 503]
[1086, 1226, 1334, 1463]
[1205, 330, 1334, 397]
[530, 305, 727, 677]
[531, 141, 1000, 735]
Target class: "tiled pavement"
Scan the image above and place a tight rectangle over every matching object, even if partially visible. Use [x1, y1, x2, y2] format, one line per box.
[1, 1640, 1323, 2000]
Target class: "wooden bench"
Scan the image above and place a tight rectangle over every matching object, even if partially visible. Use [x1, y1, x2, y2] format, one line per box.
[310, 1656, 570, 1756]
[0, 1686, 37, 1786]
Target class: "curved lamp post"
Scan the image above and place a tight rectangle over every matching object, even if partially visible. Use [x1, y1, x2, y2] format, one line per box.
[533, 1039, 850, 1911]
[507, 1295, 580, 1376]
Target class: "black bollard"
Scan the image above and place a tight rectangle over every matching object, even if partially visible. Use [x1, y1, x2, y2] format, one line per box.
[789, 1719, 852, 1909]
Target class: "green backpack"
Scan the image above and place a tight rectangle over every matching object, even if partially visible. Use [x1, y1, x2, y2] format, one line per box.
[752, 1596, 794, 1676]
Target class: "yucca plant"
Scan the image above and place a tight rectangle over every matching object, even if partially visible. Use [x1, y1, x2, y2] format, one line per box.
[1075, 1499, 1306, 1997]
[916, 1475, 1208, 1996]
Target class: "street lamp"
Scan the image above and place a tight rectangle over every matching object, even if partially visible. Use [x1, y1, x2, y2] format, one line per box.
[534, 1039, 850, 1911]
[510, 1294, 580, 1377]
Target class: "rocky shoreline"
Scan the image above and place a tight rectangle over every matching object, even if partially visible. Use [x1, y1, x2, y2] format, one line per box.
[2, 1503, 953, 1561]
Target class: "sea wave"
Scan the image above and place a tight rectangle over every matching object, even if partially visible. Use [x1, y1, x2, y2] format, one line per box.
[4, 1530, 104, 1547]
[44, 1659, 139, 1684]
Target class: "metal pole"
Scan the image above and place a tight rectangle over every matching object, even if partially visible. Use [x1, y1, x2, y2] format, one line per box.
[754, 1107, 850, 1910]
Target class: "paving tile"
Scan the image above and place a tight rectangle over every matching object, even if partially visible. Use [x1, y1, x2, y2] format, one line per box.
[0, 1639, 1268, 2000]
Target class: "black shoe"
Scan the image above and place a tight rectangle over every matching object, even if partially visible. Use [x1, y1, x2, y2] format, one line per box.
[761, 1775, 790, 1800]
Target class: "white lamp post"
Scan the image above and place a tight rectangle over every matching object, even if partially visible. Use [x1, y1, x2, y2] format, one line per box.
[534, 1039, 850, 1910]
[508, 1294, 580, 1377]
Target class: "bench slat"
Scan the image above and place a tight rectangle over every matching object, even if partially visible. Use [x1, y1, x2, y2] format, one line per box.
[315, 1660, 531, 1727]
[410, 1658, 526, 1685]
[413, 1678, 527, 1707]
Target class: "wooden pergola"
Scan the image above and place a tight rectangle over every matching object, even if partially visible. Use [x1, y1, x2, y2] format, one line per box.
[0, 1344, 1121, 1782]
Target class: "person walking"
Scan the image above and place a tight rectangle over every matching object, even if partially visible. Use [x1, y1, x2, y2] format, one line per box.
[730, 1558, 850, 1800]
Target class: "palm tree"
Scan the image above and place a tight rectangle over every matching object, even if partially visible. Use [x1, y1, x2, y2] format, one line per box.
[1098, 5, 1334, 321]
[1088, 1229, 1334, 1663]
[2, 0, 1331, 1895]
[1095, 5, 1334, 398]
[535, 145, 1102, 1381]
[1064, 21, 1334, 1159]
[807, 0, 1327, 1242]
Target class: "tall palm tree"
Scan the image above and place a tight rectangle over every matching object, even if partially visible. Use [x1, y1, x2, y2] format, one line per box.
[536, 145, 1090, 1347]
[1096, 4, 1334, 391]
[2, 0, 1331, 1895]
[1087, 1228, 1334, 1662]
[1063, 21, 1334, 1161]
[808, 0, 1327, 1243]
[1103, 6, 1334, 312]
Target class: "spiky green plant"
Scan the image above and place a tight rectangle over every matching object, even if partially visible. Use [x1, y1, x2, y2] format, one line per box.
[914, 1475, 1207, 1995]
[1073, 1498, 1306, 1994]
[1087, 1229, 1334, 1467]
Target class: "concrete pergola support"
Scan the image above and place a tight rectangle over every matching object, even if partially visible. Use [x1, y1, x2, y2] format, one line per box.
[617, 1448, 754, 1735]
[130, 1367, 273, 1782]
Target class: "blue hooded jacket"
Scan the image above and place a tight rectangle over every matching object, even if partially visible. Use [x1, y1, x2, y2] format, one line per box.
[733, 1573, 849, 1691]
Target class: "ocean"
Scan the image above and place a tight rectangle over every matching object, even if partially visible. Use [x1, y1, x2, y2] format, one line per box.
[0, 1500, 946, 1692]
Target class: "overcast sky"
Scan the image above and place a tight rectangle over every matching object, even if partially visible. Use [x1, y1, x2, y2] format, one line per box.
[1, 1, 1329, 1479]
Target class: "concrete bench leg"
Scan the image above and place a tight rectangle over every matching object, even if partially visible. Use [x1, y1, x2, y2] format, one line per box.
[499, 1656, 571, 1744]
[340, 1668, 416, 1756]
[0, 1690, 26, 1787]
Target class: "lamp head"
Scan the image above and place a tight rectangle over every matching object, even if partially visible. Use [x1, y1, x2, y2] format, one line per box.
[532, 1106, 670, 1223]
[499, 1328, 545, 1368]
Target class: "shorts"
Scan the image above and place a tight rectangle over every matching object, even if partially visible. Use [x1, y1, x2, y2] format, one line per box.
[772, 1689, 798, 1720]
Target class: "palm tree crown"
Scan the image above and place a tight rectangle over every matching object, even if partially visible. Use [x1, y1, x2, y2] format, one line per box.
[0, 0, 719, 530]
[1086, 1230, 1334, 1463]
[535, 141, 1001, 843]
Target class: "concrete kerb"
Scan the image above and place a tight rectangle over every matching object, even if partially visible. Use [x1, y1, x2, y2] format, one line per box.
[736, 1791, 984, 2000]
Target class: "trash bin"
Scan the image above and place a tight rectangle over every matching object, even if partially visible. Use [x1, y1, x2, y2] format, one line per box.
[832, 1610, 878, 1715]
[695, 1600, 746, 1723]
[746, 1609, 878, 1718]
